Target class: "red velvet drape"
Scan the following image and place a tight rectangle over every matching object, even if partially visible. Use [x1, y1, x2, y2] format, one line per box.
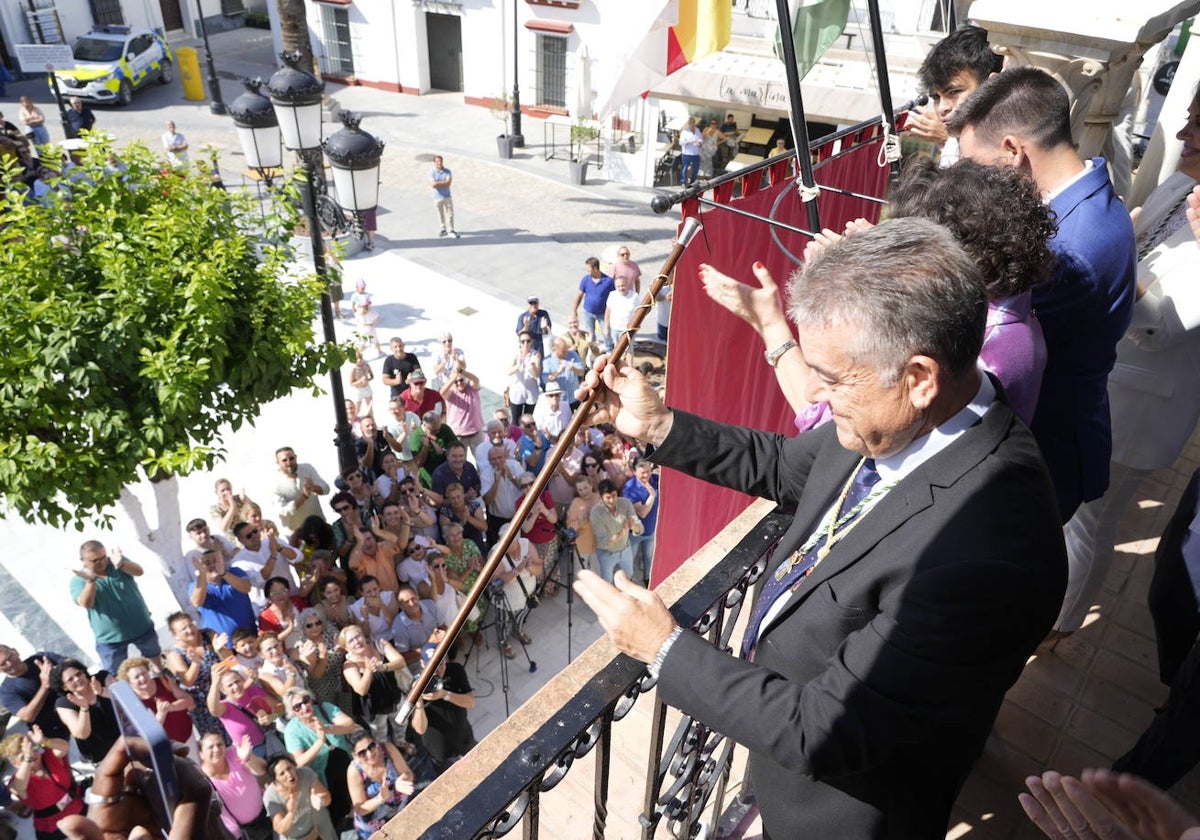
[651, 135, 891, 587]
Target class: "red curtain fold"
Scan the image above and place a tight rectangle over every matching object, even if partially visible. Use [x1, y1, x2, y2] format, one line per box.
[651, 137, 891, 587]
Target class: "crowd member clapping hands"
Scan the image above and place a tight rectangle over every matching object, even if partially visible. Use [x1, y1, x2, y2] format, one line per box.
[1020, 768, 1200, 840]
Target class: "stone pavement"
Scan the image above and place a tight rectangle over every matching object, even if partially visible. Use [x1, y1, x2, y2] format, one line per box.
[4, 27, 1200, 838]
[946, 426, 1200, 840]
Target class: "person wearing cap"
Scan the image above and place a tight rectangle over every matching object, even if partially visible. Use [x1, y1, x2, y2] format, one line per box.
[515, 296, 553, 358]
[542, 336, 586, 411]
[412, 644, 476, 766]
[533, 381, 573, 442]
[398, 369, 444, 418]
[410, 412, 458, 477]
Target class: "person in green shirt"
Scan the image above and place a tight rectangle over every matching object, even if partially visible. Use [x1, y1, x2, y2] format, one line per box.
[69, 540, 160, 674]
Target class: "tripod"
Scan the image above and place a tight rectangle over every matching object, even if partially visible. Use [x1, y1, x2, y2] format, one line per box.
[536, 531, 587, 663]
[474, 584, 536, 716]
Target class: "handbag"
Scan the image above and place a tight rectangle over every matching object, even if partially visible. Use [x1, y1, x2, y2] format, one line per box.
[501, 552, 539, 611]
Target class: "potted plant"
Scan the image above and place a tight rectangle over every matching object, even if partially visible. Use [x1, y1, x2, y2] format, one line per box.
[491, 92, 515, 159]
[568, 116, 600, 185]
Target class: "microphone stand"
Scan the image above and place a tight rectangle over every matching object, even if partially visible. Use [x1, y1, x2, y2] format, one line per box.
[395, 216, 704, 727]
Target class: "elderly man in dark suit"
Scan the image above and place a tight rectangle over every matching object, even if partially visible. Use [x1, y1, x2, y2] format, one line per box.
[575, 218, 1067, 839]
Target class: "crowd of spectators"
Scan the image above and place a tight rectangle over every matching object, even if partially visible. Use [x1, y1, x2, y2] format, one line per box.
[0, 240, 660, 839]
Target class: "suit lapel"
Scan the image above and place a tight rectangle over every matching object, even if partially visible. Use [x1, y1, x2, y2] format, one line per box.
[769, 397, 1015, 617]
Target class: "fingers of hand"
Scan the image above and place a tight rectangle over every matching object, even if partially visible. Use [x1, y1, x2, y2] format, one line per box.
[751, 261, 778, 292]
[1025, 774, 1076, 838]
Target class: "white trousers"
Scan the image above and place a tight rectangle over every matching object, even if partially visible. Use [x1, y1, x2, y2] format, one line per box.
[1057, 461, 1151, 631]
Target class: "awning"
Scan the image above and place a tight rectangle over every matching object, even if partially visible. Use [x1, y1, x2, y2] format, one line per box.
[650, 47, 922, 125]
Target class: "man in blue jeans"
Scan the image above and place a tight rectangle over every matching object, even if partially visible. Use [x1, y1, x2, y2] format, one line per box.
[571, 257, 615, 350]
[589, 478, 643, 583]
[622, 457, 659, 585]
[70, 540, 161, 673]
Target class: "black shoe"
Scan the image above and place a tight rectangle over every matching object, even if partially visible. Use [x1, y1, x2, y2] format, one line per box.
[438, 229, 447, 237]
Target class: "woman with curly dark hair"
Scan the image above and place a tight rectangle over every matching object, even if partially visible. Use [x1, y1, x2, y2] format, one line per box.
[888, 156, 1056, 422]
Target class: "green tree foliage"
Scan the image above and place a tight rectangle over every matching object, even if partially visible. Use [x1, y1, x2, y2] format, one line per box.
[0, 140, 341, 527]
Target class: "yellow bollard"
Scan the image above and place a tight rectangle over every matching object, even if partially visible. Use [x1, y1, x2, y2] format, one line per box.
[176, 47, 205, 101]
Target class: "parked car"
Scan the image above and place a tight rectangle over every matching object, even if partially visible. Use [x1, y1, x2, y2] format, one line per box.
[51, 25, 174, 106]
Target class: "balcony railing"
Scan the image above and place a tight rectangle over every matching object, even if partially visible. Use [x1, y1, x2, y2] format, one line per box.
[385, 498, 788, 839]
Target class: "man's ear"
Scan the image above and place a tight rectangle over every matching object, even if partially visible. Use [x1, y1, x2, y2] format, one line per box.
[904, 355, 940, 411]
[999, 134, 1026, 169]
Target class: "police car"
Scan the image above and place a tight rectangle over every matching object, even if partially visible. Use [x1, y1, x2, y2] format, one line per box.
[52, 25, 174, 106]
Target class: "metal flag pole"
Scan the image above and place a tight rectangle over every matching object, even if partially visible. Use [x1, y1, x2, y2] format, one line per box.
[773, 0, 822, 235]
[865, 0, 902, 178]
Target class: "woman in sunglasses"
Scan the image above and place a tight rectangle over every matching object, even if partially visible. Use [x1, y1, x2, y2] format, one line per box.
[346, 729, 415, 839]
[296, 607, 355, 714]
[281, 686, 357, 825]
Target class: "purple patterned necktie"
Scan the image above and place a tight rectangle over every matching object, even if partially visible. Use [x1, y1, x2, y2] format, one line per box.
[742, 459, 880, 657]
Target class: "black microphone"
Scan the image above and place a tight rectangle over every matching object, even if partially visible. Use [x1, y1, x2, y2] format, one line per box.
[898, 94, 929, 113]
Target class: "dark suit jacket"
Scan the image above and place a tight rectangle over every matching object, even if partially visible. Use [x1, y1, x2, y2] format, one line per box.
[651, 398, 1066, 839]
[1032, 158, 1136, 520]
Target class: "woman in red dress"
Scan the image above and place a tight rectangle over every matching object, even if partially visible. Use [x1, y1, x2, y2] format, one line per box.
[0, 724, 84, 839]
[117, 656, 196, 746]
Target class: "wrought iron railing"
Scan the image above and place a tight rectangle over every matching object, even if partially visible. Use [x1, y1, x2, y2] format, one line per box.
[386, 498, 789, 839]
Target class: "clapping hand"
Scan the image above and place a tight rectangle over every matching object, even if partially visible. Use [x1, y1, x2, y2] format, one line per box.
[394, 774, 415, 798]
[1019, 769, 1200, 840]
[36, 657, 54, 688]
[234, 735, 254, 765]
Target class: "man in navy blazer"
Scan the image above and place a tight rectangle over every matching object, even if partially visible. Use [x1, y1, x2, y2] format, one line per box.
[952, 67, 1137, 522]
[575, 219, 1067, 839]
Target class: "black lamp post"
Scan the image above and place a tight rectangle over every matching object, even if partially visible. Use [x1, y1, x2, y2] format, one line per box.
[195, 0, 227, 115]
[233, 55, 382, 475]
[510, 0, 523, 148]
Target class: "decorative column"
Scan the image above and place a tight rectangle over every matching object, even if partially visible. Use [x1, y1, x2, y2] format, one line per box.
[969, 0, 1199, 159]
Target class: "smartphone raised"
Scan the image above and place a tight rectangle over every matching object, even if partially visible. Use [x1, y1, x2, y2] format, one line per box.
[109, 681, 179, 837]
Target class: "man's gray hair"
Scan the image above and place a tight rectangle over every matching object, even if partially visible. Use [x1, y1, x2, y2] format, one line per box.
[788, 217, 986, 385]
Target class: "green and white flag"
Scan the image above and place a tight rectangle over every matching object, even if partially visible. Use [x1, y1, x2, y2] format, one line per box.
[774, 0, 852, 80]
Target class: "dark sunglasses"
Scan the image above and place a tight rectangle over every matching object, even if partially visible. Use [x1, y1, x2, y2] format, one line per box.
[354, 741, 379, 758]
[290, 697, 314, 712]
[304, 621, 323, 628]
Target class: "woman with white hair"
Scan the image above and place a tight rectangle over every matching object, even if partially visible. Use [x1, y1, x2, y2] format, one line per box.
[429, 330, 467, 390]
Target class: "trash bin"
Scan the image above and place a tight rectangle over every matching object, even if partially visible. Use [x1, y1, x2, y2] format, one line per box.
[176, 47, 204, 101]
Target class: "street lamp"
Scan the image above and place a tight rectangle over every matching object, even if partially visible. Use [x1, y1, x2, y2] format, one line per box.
[324, 113, 385, 215]
[195, 0, 227, 115]
[510, 0, 523, 148]
[230, 54, 383, 475]
[228, 79, 281, 181]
